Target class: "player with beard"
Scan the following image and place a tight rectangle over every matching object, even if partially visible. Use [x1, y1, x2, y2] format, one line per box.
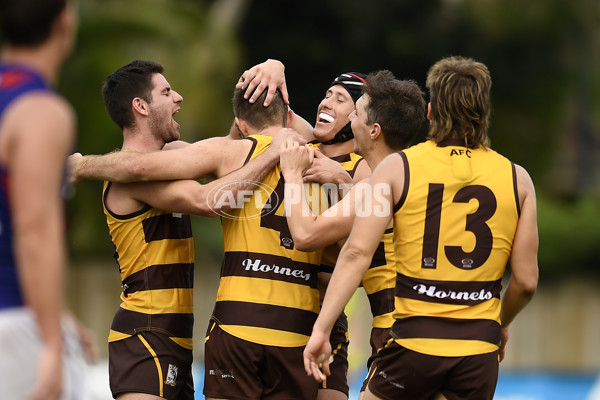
[94, 60, 300, 400]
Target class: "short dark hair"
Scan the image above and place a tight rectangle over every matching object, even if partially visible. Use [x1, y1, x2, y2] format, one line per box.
[0, 0, 67, 47]
[102, 60, 164, 130]
[363, 70, 426, 150]
[232, 88, 287, 131]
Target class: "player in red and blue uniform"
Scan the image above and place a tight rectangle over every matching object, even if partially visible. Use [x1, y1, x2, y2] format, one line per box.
[0, 1, 91, 399]
[0, 65, 51, 308]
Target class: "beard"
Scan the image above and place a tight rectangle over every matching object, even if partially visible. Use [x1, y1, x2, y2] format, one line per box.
[148, 107, 179, 143]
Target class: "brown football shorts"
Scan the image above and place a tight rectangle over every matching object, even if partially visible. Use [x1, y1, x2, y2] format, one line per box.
[360, 327, 392, 392]
[108, 331, 194, 399]
[203, 322, 319, 400]
[365, 341, 499, 400]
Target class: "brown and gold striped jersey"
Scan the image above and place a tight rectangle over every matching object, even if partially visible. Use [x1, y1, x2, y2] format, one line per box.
[362, 227, 396, 330]
[103, 182, 195, 350]
[391, 139, 520, 357]
[213, 135, 325, 347]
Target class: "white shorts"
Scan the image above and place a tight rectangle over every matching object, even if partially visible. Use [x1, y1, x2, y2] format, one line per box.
[0, 308, 88, 400]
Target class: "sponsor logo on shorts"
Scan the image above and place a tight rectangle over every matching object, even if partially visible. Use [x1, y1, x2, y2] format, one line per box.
[413, 283, 493, 301]
[378, 370, 405, 389]
[209, 369, 235, 379]
[165, 363, 178, 386]
[242, 258, 311, 281]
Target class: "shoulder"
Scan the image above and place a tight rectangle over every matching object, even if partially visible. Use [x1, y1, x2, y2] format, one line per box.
[245, 134, 272, 156]
[371, 152, 405, 182]
[13, 90, 73, 115]
[1, 92, 74, 152]
[513, 163, 535, 199]
[402, 140, 435, 156]
[5, 91, 75, 133]
[352, 158, 371, 182]
[187, 135, 253, 155]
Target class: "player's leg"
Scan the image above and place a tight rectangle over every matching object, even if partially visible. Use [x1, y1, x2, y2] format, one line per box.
[0, 308, 89, 400]
[362, 386, 383, 400]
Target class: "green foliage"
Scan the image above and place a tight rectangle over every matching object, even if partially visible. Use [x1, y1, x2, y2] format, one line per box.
[239, 0, 600, 192]
[60, 0, 600, 282]
[64, 0, 245, 260]
[538, 194, 600, 280]
[238, 0, 600, 280]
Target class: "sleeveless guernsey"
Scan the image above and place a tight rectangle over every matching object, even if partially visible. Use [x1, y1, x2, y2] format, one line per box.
[362, 227, 396, 330]
[0, 65, 51, 309]
[392, 140, 519, 357]
[213, 135, 324, 347]
[103, 182, 195, 350]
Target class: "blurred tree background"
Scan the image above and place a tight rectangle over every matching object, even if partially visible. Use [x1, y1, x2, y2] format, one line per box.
[58, 0, 600, 281]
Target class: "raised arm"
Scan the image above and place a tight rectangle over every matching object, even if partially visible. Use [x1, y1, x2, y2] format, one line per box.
[289, 110, 316, 142]
[236, 59, 317, 142]
[499, 164, 539, 361]
[237, 58, 289, 106]
[6, 92, 75, 399]
[303, 155, 398, 380]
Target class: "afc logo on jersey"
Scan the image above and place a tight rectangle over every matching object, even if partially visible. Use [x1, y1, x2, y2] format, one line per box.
[450, 148, 471, 158]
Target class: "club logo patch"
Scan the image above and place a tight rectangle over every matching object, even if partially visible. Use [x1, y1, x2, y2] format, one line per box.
[165, 364, 178, 386]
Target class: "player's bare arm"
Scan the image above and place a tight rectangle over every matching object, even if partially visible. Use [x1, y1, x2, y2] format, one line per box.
[70, 127, 305, 185]
[237, 58, 288, 106]
[162, 139, 190, 150]
[237, 59, 316, 141]
[282, 140, 353, 249]
[499, 164, 539, 361]
[281, 142, 361, 250]
[70, 136, 241, 183]
[3, 92, 75, 400]
[289, 109, 317, 142]
[103, 128, 307, 217]
[303, 157, 397, 381]
[114, 146, 293, 218]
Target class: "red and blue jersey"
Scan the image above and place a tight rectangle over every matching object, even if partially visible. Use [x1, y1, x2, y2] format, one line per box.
[0, 64, 51, 309]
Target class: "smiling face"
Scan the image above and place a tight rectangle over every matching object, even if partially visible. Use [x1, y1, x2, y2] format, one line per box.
[147, 73, 183, 143]
[313, 84, 356, 142]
